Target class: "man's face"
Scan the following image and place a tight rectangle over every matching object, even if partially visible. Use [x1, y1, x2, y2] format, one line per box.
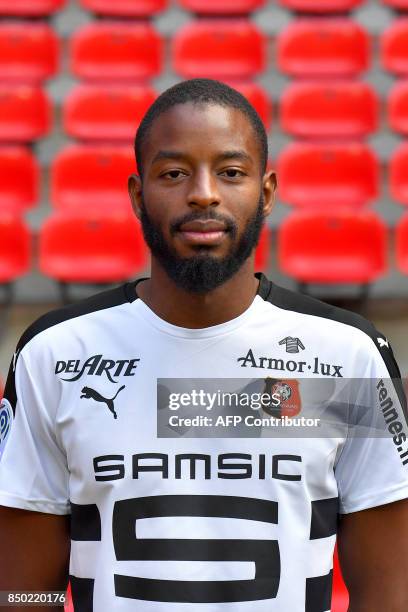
[129, 102, 276, 293]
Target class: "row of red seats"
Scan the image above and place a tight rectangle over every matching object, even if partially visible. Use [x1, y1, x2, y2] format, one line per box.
[62, 83, 272, 139]
[9, 79, 408, 143]
[3, 20, 408, 82]
[3, 0, 408, 17]
[0, 214, 267, 282]
[5, 143, 408, 213]
[2, 210, 408, 286]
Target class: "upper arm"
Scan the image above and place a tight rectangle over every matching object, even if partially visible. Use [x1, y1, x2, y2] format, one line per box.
[0, 342, 70, 514]
[0, 505, 70, 591]
[337, 499, 408, 611]
[334, 332, 408, 609]
[0, 331, 71, 601]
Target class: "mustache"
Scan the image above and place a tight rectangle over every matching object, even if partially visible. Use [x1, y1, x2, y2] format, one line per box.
[170, 210, 237, 236]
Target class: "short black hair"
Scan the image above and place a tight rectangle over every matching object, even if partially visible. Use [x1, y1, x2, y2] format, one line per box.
[135, 78, 268, 178]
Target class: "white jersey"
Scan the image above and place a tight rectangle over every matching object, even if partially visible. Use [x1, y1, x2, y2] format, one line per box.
[0, 272, 407, 612]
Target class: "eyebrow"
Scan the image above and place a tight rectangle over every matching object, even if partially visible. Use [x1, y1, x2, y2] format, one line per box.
[151, 150, 186, 164]
[151, 149, 252, 164]
[216, 150, 252, 164]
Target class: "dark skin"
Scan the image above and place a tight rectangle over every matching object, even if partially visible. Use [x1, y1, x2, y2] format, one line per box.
[0, 506, 70, 611]
[338, 499, 408, 611]
[0, 102, 407, 611]
[128, 103, 276, 328]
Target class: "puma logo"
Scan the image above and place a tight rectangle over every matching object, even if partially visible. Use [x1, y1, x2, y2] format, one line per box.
[80, 385, 125, 419]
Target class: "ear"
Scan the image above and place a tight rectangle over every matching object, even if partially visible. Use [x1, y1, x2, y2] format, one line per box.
[128, 174, 143, 220]
[261, 170, 277, 218]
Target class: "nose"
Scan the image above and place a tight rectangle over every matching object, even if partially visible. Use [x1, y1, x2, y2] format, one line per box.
[187, 168, 221, 210]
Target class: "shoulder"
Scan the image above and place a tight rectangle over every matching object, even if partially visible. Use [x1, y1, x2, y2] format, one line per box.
[269, 282, 379, 339]
[16, 282, 136, 356]
[3, 283, 137, 416]
[258, 273, 402, 380]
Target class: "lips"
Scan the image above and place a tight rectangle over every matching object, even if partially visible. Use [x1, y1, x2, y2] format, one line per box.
[178, 220, 227, 232]
[178, 219, 228, 246]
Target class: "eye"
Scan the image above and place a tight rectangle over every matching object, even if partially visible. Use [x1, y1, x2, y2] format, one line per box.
[161, 170, 187, 180]
[220, 168, 246, 178]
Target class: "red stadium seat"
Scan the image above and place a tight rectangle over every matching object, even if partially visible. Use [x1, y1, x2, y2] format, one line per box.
[39, 212, 148, 283]
[80, 0, 166, 16]
[277, 19, 370, 78]
[332, 547, 349, 611]
[0, 147, 39, 212]
[0, 23, 59, 83]
[396, 214, 408, 274]
[226, 81, 272, 129]
[382, 0, 408, 10]
[0, 86, 51, 142]
[178, 0, 265, 15]
[65, 584, 75, 612]
[70, 22, 162, 82]
[277, 210, 387, 283]
[280, 81, 378, 139]
[277, 142, 379, 208]
[64, 585, 72, 612]
[381, 20, 408, 75]
[389, 143, 408, 205]
[387, 81, 408, 134]
[254, 226, 271, 270]
[278, 0, 364, 11]
[63, 85, 156, 142]
[173, 20, 266, 80]
[51, 145, 135, 213]
[0, 214, 31, 283]
[0, 0, 65, 15]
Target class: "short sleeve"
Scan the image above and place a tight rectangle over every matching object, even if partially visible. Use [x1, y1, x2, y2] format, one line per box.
[335, 336, 408, 514]
[0, 341, 70, 515]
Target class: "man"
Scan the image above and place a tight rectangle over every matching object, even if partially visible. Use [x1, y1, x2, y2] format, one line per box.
[0, 78, 407, 611]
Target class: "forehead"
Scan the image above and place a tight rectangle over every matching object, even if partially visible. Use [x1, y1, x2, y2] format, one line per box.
[142, 102, 260, 164]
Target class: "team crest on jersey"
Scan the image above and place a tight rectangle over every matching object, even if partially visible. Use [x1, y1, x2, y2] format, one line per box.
[0, 398, 13, 455]
[262, 378, 302, 417]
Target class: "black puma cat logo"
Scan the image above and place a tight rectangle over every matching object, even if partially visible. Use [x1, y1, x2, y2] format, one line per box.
[80, 385, 125, 419]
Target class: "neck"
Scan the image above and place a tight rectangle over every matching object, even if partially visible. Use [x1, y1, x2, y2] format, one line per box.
[135, 257, 260, 329]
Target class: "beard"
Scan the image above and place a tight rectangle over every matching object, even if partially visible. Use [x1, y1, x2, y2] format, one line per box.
[139, 194, 265, 294]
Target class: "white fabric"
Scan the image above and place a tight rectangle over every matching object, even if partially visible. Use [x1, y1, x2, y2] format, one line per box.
[0, 290, 407, 611]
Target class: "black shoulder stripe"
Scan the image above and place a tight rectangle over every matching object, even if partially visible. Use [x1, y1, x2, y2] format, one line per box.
[256, 273, 407, 414]
[17, 282, 137, 353]
[3, 282, 137, 416]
